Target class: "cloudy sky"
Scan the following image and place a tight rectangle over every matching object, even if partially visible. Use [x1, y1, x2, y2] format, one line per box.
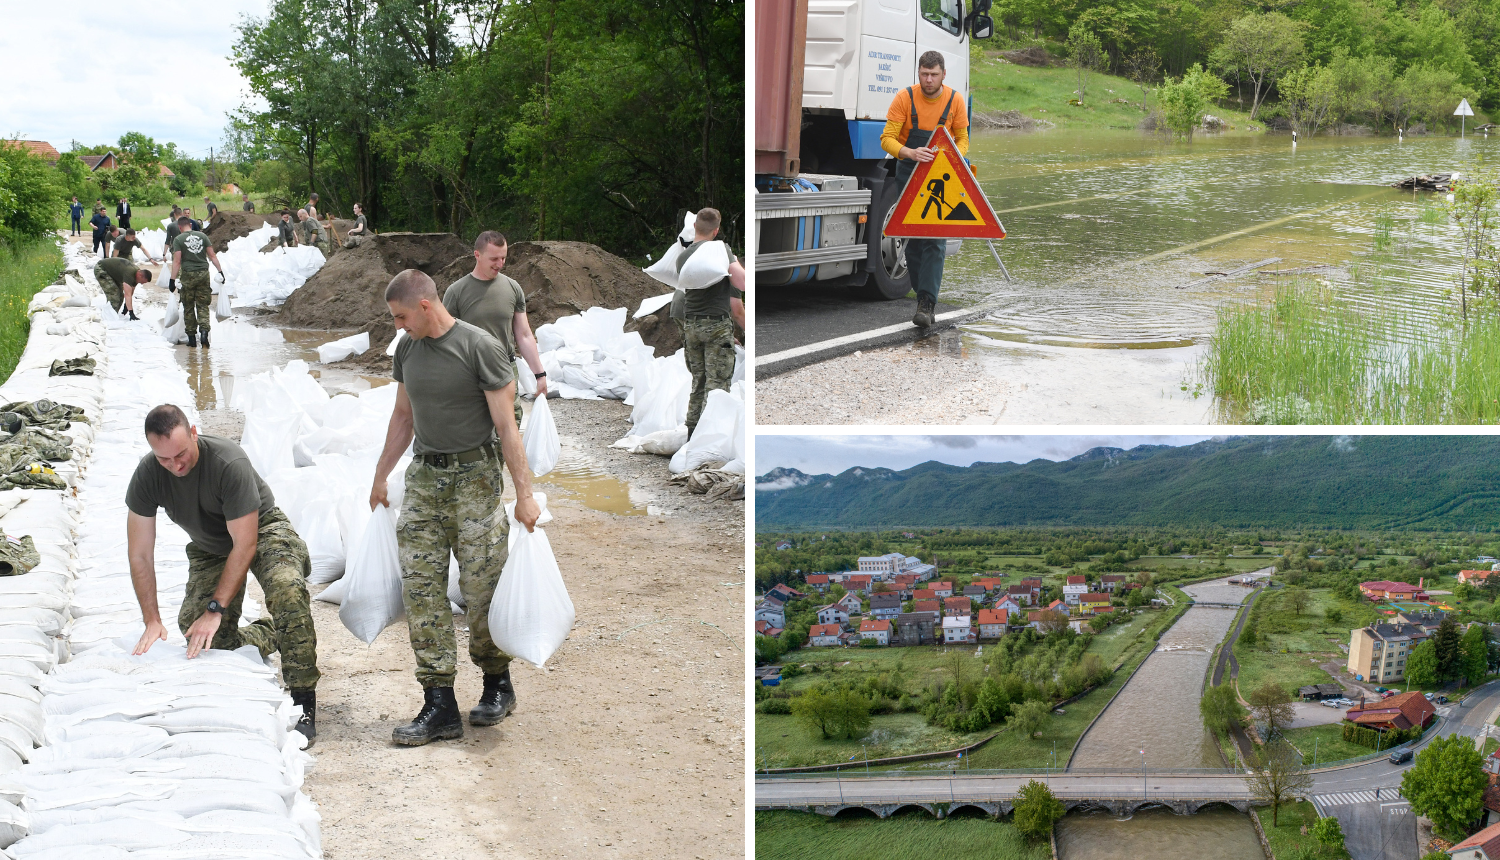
[756, 434, 1221, 477]
[2, 1, 268, 156]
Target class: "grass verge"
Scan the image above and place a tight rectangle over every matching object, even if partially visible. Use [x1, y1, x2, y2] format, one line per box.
[1254, 801, 1349, 859]
[1281, 723, 1375, 766]
[0, 239, 64, 382]
[754, 810, 1050, 860]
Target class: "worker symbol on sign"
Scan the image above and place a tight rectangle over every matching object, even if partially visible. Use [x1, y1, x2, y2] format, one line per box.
[920, 173, 978, 222]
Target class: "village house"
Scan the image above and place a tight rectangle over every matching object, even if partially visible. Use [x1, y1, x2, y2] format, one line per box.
[963, 584, 987, 603]
[754, 620, 782, 637]
[1482, 750, 1500, 826]
[844, 575, 875, 594]
[1025, 609, 1055, 632]
[1460, 569, 1496, 585]
[1099, 574, 1127, 593]
[973, 578, 1006, 593]
[993, 595, 1022, 616]
[913, 588, 938, 602]
[1347, 623, 1428, 684]
[857, 552, 906, 576]
[893, 612, 937, 646]
[774, 540, 792, 550]
[1063, 575, 1089, 605]
[3, 140, 61, 165]
[755, 601, 786, 629]
[890, 574, 921, 598]
[1448, 821, 1500, 860]
[755, 665, 782, 686]
[977, 608, 1008, 639]
[808, 623, 844, 647]
[931, 582, 955, 599]
[1078, 593, 1112, 616]
[1359, 580, 1429, 602]
[913, 599, 941, 615]
[1344, 690, 1436, 732]
[869, 593, 902, 620]
[767, 583, 804, 603]
[859, 618, 892, 646]
[835, 592, 863, 615]
[1006, 584, 1034, 606]
[943, 596, 972, 617]
[815, 604, 850, 626]
[1045, 599, 1067, 616]
[942, 615, 975, 644]
[804, 574, 830, 593]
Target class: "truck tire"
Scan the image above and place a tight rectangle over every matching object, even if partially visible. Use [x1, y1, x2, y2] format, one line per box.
[854, 190, 912, 300]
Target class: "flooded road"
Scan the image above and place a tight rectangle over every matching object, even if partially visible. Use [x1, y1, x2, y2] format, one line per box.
[1059, 573, 1265, 860]
[941, 131, 1487, 421]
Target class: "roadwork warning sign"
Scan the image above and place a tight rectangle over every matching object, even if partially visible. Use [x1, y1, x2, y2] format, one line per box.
[884, 126, 1005, 239]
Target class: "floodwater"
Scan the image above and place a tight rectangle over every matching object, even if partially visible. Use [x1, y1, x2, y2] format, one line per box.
[945, 129, 1493, 422]
[1058, 574, 1265, 860]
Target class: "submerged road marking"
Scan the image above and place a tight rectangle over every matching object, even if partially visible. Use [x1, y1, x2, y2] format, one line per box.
[1127, 189, 1390, 265]
[755, 307, 981, 368]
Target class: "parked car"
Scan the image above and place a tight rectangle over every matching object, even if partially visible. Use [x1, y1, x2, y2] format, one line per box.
[1424, 692, 1435, 700]
[1376, 687, 1389, 693]
[1322, 700, 1340, 708]
[1390, 748, 1414, 764]
[1380, 690, 1395, 698]
[1435, 695, 1448, 704]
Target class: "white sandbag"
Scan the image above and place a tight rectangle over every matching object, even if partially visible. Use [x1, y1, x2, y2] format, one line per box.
[488, 494, 572, 667]
[301, 506, 344, 585]
[9, 818, 184, 854]
[610, 426, 687, 456]
[515, 359, 537, 397]
[315, 332, 369, 365]
[239, 409, 301, 477]
[446, 554, 463, 610]
[338, 505, 404, 644]
[522, 397, 560, 477]
[162, 294, 181, 329]
[385, 329, 405, 357]
[213, 290, 233, 322]
[641, 212, 697, 287]
[676, 240, 731, 290]
[633, 292, 674, 319]
[669, 386, 742, 473]
[0, 798, 26, 849]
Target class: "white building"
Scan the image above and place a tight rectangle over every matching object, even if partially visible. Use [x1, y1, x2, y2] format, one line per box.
[859, 619, 891, 646]
[857, 553, 907, 576]
[755, 601, 785, 629]
[816, 605, 850, 626]
[942, 615, 974, 643]
[1063, 575, 1088, 605]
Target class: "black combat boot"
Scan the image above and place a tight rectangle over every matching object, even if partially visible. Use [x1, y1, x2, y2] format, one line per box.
[912, 292, 936, 328]
[469, 669, 517, 726]
[200, 328, 210, 347]
[392, 686, 464, 746]
[185, 332, 196, 347]
[290, 688, 316, 748]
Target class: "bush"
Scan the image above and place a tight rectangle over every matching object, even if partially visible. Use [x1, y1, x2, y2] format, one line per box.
[757, 696, 794, 715]
[0, 143, 63, 251]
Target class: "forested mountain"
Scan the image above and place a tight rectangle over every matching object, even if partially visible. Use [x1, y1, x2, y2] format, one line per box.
[756, 437, 1500, 530]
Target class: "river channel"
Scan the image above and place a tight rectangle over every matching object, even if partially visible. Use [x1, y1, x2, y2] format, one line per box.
[940, 129, 1493, 422]
[1057, 573, 1267, 860]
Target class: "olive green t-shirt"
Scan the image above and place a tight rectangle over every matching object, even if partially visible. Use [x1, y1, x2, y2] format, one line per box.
[98, 256, 138, 286]
[299, 219, 327, 244]
[113, 236, 146, 260]
[676, 241, 742, 318]
[442, 273, 526, 359]
[353, 214, 367, 232]
[125, 434, 275, 556]
[393, 320, 516, 455]
[172, 231, 211, 272]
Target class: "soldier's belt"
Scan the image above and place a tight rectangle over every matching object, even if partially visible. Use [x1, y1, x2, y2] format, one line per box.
[686, 314, 730, 320]
[416, 442, 498, 469]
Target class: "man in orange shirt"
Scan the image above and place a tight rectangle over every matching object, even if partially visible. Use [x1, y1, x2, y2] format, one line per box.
[881, 51, 970, 328]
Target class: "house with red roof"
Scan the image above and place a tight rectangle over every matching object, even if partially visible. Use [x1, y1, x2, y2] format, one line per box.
[977, 608, 1009, 639]
[973, 578, 1006, 593]
[808, 623, 844, 647]
[1359, 580, 1429, 602]
[1063, 575, 1089, 605]
[1, 140, 60, 165]
[913, 599, 941, 615]
[931, 582, 954, 598]
[804, 574, 830, 593]
[1344, 691, 1436, 732]
[1461, 569, 1497, 585]
[844, 575, 874, 595]
[858, 618, 892, 646]
[767, 583, 804, 603]
[1099, 574, 1127, 593]
[943, 596, 972, 617]
[754, 620, 782, 637]
[1007, 584, 1035, 606]
[913, 588, 938, 601]
[1078, 593, 1113, 616]
[1447, 820, 1500, 859]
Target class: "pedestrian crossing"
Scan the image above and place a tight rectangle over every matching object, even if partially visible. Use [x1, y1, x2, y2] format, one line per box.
[1314, 791, 1403, 808]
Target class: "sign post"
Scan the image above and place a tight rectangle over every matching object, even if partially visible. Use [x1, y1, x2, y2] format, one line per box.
[1456, 98, 1474, 138]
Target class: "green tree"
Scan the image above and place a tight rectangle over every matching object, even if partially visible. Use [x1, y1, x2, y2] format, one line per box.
[1406, 639, 1439, 687]
[1449, 172, 1500, 318]
[1012, 779, 1066, 842]
[1240, 623, 1258, 648]
[1248, 742, 1313, 826]
[1434, 616, 1462, 681]
[1460, 622, 1491, 685]
[1247, 681, 1295, 740]
[1326, 606, 1344, 626]
[790, 687, 838, 739]
[1067, 25, 1106, 105]
[1200, 683, 1247, 734]
[1311, 815, 1345, 852]
[0, 142, 63, 251]
[1284, 586, 1310, 615]
[1158, 64, 1229, 141]
[1401, 733, 1486, 840]
[755, 634, 784, 665]
[1208, 12, 1305, 120]
[1282, 63, 1339, 136]
[1010, 698, 1051, 738]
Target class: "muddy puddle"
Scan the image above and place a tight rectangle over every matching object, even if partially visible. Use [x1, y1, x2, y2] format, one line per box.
[171, 311, 645, 517]
[935, 130, 1493, 422]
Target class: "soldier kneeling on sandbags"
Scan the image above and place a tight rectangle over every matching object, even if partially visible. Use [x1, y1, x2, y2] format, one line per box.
[343, 203, 370, 249]
[125, 404, 321, 747]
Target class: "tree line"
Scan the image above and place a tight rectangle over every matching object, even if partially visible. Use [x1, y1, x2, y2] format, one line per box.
[226, 0, 742, 257]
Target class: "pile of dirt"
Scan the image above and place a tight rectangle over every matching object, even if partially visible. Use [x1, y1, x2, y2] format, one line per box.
[203, 210, 276, 252]
[280, 234, 682, 358]
[973, 109, 1038, 131]
[1000, 46, 1055, 67]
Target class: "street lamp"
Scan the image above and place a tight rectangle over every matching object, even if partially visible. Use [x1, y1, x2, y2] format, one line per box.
[863, 744, 869, 775]
[1141, 749, 1147, 799]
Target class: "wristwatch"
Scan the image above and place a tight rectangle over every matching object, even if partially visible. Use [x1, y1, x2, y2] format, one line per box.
[206, 598, 225, 614]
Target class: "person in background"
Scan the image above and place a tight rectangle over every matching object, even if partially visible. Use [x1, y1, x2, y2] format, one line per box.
[675, 207, 744, 438]
[242, 194, 255, 213]
[276, 211, 298, 248]
[442, 230, 548, 404]
[94, 254, 151, 319]
[296, 209, 330, 258]
[89, 207, 112, 257]
[69, 197, 84, 236]
[304, 193, 320, 221]
[204, 196, 218, 219]
[116, 196, 132, 230]
[169, 216, 225, 348]
[182, 208, 203, 232]
[113, 228, 159, 266]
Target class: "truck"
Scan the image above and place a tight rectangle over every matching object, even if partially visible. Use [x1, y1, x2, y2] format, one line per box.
[754, 0, 993, 298]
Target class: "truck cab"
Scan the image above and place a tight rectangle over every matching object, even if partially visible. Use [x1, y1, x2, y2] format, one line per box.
[755, 0, 991, 297]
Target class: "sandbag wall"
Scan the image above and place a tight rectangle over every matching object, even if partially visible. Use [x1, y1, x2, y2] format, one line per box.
[0, 241, 322, 859]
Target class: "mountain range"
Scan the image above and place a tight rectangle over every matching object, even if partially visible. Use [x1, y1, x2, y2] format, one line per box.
[755, 436, 1500, 530]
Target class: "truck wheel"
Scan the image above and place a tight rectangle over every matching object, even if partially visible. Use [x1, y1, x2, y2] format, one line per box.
[854, 192, 912, 300]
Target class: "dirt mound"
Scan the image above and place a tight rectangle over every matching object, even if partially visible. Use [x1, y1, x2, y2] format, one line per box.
[280, 235, 681, 358]
[204, 210, 276, 252]
[1000, 46, 1055, 67]
[277, 232, 472, 335]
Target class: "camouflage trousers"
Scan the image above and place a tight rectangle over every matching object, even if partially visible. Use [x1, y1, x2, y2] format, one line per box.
[182, 507, 320, 690]
[396, 451, 513, 689]
[93, 262, 125, 310]
[682, 315, 736, 432]
[179, 270, 212, 336]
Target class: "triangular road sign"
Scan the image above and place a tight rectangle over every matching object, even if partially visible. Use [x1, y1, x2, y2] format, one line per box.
[1456, 98, 1474, 117]
[884, 126, 1005, 239]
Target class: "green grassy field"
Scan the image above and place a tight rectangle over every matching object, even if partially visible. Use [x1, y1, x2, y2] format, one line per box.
[1233, 587, 1378, 695]
[1281, 723, 1377, 766]
[0, 239, 64, 382]
[755, 810, 1050, 860]
[755, 711, 982, 770]
[969, 50, 1257, 133]
[1255, 801, 1349, 859]
[67, 191, 276, 235]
